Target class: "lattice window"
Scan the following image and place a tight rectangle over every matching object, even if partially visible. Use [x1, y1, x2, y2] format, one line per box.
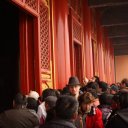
[25, 0, 38, 12]
[68, 0, 82, 18]
[73, 19, 82, 42]
[40, 2, 50, 70]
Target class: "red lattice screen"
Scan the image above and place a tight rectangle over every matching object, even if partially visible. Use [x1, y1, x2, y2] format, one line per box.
[40, 2, 50, 70]
[73, 19, 82, 42]
[68, 0, 82, 18]
[25, 0, 38, 12]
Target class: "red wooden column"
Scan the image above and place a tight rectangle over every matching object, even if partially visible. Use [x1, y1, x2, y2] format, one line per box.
[51, 0, 71, 89]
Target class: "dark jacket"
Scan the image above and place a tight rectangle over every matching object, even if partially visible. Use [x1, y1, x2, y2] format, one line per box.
[40, 119, 76, 128]
[0, 108, 39, 128]
[106, 108, 128, 128]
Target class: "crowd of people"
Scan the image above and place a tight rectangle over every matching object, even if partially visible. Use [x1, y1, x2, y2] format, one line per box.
[0, 76, 128, 128]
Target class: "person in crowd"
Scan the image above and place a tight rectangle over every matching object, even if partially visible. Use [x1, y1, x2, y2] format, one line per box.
[27, 90, 39, 112]
[27, 97, 39, 118]
[0, 93, 39, 128]
[120, 78, 128, 89]
[90, 76, 100, 85]
[40, 95, 78, 128]
[78, 92, 104, 128]
[110, 84, 119, 95]
[83, 77, 89, 85]
[99, 93, 113, 125]
[28, 90, 39, 101]
[108, 93, 120, 120]
[62, 84, 70, 95]
[98, 81, 109, 94]
[106, 91, 128, 128]
[67, 76, 82, 99]
[83, 82, 99, 93]
[37, 88, 58, 124]
[39, 96, 57, 126]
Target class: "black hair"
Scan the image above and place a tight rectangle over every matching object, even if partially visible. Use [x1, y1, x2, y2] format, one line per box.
[55, 95, 78, 120]
[86, 82, 98, 90]
[94, 76, 100, 84]
[27, 97, 38, 111]
[121, 78, 128, 87]
[99, 93, 113, 105]
[42, 88, 57, 101]
[99, 81, 108, 92]
[14, 93, 27, 106]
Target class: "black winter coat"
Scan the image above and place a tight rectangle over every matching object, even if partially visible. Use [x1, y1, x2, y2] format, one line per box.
[106, 108, 128, 128]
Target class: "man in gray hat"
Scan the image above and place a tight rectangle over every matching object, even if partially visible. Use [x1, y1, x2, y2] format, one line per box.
[67, 76, 81, 99]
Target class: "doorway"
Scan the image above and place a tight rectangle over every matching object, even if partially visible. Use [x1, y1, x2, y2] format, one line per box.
[74, 42, 82, 82]
[0, 0, 20, 112]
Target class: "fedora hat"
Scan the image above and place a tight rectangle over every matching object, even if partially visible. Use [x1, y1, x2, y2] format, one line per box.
[68, 76, 81, 86]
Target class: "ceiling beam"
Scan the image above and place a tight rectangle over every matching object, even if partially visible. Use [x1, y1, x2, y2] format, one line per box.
[88, 0, 128, 8]
[106, 25, 128, 38]
[115, 49, 128, 55]
[101, 6, 128, 26]
[114, 45, 128, 49]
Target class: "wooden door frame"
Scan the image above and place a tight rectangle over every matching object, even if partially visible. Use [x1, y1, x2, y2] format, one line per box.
[68, 8, 83, 82]
[10, 0, 41, 94]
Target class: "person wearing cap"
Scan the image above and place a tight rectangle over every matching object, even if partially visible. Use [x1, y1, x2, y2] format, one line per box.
[67, 76, 81, 99]
[110, 84, 119, 95]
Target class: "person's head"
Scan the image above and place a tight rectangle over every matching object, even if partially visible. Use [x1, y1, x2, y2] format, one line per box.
[99, 93, 113, 106]
[110, 84, 119, 94]
[83, 77, 89, 85]
[121, 78, 128, 89]
[42, 88, 57, 102]
[13, 93, 27, 109]
[68, 76, 81, 98]
[86, 82, 98, 91]
[44, 96, 57, 111]
[55, 95, 78, 121]
[88, 90, 100, 107]
[78, 92, 95, 113]
[98, 81, 108, 93]
[90, 76, 100, 84]
[27, 97, 38, 111]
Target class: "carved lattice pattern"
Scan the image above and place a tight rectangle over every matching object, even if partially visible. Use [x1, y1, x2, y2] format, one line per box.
[40, 2, 50, 70]
[73, 19, 82, 42]
[68, 0, 82, 18]
[25, 0, 38, 12]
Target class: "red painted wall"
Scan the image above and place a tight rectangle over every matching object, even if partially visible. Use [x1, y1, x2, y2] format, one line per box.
[52, 0, 71, 89]
[96, 13, 115, 83]
[83, 0, 94, 80]
[82, 0, 115, 83]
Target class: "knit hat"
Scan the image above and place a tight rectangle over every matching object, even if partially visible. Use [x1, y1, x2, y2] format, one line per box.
[28, 91, 39, 101]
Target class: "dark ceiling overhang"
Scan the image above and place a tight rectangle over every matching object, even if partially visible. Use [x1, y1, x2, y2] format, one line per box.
[88, 0, 128, 8]
[88, 0, 128, 56]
